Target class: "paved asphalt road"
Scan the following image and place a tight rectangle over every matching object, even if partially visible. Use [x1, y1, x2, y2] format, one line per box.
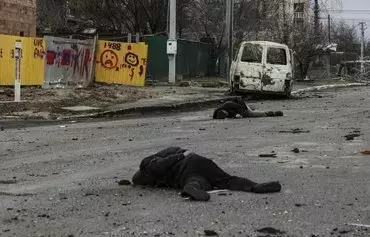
[0, 87, 370, 237]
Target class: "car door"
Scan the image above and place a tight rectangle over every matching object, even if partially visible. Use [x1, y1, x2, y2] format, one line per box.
[236, 42, 264, 91]
[262, 46, 291, 93]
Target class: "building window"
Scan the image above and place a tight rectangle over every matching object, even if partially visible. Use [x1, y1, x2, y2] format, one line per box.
[294, 3, 305, 13]
[294, 3, 305, 20]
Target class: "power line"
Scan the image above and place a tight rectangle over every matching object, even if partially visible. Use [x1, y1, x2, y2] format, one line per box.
[328, 9, 370, 13]
[332, 18, 370, 22]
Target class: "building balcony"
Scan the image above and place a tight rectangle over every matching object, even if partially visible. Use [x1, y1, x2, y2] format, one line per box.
[294, 12, 304, 19]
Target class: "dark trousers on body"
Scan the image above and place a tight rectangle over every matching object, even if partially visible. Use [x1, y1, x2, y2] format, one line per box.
[181, 154, 281, 201]
[182, 154, 257, 191]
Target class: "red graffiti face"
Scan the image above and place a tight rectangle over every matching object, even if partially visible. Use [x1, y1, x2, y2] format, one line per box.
[101, 50, 119, 69]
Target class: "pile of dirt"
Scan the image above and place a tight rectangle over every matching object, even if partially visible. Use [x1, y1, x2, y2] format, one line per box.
[0, 85, 160, 116]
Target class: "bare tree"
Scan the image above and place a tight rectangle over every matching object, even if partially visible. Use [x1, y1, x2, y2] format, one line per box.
[37, 0, 68, 34]
[331, 21, 360, 53]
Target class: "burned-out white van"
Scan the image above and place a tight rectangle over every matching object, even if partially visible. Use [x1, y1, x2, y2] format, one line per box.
[230, 41, 294, 97]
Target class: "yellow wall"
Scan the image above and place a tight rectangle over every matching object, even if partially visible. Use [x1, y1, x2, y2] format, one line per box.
[95, 41, 148, 86]
[0, 34, 45, 86]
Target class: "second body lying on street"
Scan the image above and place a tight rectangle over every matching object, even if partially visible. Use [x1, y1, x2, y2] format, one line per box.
[213, 97, 284, 119]
[132, 147, 282, 201]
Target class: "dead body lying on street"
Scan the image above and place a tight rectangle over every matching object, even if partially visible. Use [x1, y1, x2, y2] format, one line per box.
[132, 147, 282, 201]
[213, 97, 284, 119]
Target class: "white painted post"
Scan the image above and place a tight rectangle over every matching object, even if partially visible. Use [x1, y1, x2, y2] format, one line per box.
[14, 40, 22, 102]
[225, 0, 234, 84]
[128, 33, 132, 43]
[135, 32, 140, 43]
[168, 0, 177, 84]
[360, 22, 366, 74]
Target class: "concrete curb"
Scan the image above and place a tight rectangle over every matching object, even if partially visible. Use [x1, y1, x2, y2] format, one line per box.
[61, 82, 368, 120]
[56, 96, 238, 121]
[291, 82, 369, 95]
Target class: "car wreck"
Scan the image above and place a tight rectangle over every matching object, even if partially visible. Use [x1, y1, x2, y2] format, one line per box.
[230, 41, 294, 97]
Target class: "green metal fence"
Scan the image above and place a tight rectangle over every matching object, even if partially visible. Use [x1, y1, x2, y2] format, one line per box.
[145, 36, 221, 82]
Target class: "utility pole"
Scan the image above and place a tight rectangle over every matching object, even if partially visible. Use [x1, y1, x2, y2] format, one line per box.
[167, 0, 177, 84]
[282, 0, 288, 44]
[225, 0, 234, 84]
[360, 21, 366, 73]
[328, 14, 331, 43]
[314, 0, 320, 43]
[327, 14, 331, 78]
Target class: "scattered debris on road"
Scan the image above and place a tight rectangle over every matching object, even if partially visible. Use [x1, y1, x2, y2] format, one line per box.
[344, 133, 362, 141]
[292, 148, 300, 153]
[204, 229, 219, 236]
[256, 227, 286, 235]
[0, 180, 17, 184]
[331, 227, 354, 235]
[360, 150, 370, 155]
[279, 128, 310, 134]
[259, 153, 277, 158]
[118, 179, 132, 186]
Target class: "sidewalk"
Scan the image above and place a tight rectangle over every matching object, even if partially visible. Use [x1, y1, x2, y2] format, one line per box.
[0, 79, 368, 121]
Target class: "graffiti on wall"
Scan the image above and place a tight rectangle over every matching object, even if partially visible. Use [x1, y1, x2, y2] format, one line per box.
[33, 39, 45, 60]
[0, 34, 45, 86]
[96, 40, 148, 86]
[44, 36, 95, 88]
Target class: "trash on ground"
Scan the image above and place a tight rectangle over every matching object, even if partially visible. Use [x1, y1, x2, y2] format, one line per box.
[204, 229, 218, 236]
[344, 130, 362, 141]
[118, 179, 132, 186]
[259, 153, 277, 158]
[278, 160, 290, 164]
[256, 227, 286, 235]
[292, 148, 300, 153]
[344, 134, 362, 141]
[360, 150, 370, 155]
[279, 128, 310, 134]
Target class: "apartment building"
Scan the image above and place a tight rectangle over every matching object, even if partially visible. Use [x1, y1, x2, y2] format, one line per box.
[0, 0, 36, 36]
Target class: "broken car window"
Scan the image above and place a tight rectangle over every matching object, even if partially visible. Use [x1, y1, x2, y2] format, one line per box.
[241, 44, 263, 63]
[267, 48, 287, 65]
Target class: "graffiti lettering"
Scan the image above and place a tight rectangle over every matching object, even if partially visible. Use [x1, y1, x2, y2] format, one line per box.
[125, 52, 139, 67]
[47, 50, 56, 65]
[46, 47, 91, 80]
[129, 68, 135, 81]
[82, 48, 91, 78]
[139, 65, 144, 76]
[104, 42, 121, 51]
[33, 48, 45, 59]
[73, 49, 81, 74]
[61, 49, 72, 66]
[100, 50, 119, 69]
[33, 39, 45, 59]
[34, 39, 43, 47]
[141, 58, 147, 65]
[0, 48, 3, 58]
